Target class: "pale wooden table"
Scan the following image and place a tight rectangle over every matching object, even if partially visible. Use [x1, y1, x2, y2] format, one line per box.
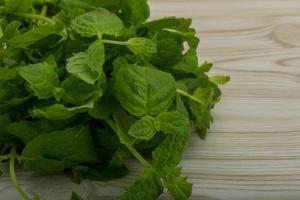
[1, 0, 300, 199]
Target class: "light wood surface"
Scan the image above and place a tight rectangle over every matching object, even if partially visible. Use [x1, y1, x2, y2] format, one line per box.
[1, 0, 300, 199]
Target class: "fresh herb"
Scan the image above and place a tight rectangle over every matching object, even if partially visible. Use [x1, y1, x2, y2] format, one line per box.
[0, 0, 229, 200]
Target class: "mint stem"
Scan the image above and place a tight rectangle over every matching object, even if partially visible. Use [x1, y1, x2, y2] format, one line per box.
[13, 13, 55, 24]
[126, 145, 151, 168]
[104, 118, 151, 168]
[9, 147, 31, 200]
[40, 4, 48, 17]
[176, 88, 203, 104]
[0, 154, 10, 161]
[102, 39, 129, 46]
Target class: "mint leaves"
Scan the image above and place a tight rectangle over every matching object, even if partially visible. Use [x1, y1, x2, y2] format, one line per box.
[70, 8, 124, 37]
[66, 39, 105, 84]
[0, 0, 229, 200]
[18, 62, 59, 99]
[115, 64, 176, 117]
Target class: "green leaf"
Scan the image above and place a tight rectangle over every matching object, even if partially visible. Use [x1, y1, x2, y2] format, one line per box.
[134, 132, 166, 151]
[115, 64, 176, 117]
[151, 31, 184, 70]
[89, 86, 119, 120]
[210, 75, 230, 85]
[29, 103, 93, 120]
[198, 61, 213, 73]
[3, 0, 35, 13]
[152, 126, 191, 169]
[71, 8, 124, 37]
[172, 49, 198, 75]
[59, 0, 95, 18]
[55, 76, 102, 106]
[22, 126, 98, 174]
[156, 111, 189, 135]
[128, 116, 158, 141]
[162, 166, 192, 200]
[118, 168, 163, 200]
[18, 62, 59, 99]
[112, 110, 137, 145]
[66, 39, 105, 84]
[189, 87, 214, 139]
[140, 17, 192, 32]
[152, 101, 191, 170]
[176, 95, 189, 119]
[119, 0, 150, 26]
[127, 37, 157, 61]
[151, 102, 192, 200]
[0, 96, 31, 114]
[0, 67, 18, 81]
[2, 20, 21, 41]
[8, 23, 63, 48]
[7, 121, 44, 144]
[164, 28, 199, 49]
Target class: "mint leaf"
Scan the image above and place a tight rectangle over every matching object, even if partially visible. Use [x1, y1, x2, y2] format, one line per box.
[115, 64, 176, 117]
[152, 115, 191, 170]
[66, 39, 105, 84]
[198, 61, 213, 73]
[7, 121, 44, 144]
[0, 67, 18, 81]
[156, 111, 189, 135]
[8, 23, 63, 48]
[172, 49, 198, 75]
[22, 126, 98, 174]
[162, 166, 192, 200]
[127, 37, 157, 61]
[118, 168, 163, 200]
[210, 75, 231, 85]
[189, 87, 215, 139]
[29, 103, 93, 120]
[128, 116, 158, 141]
[55, 76, 103, 106]
[18, 62, 59, 99]
[120, 0, 150, 26]
[3, 0, 35, 13]
[71, 8, 123, 37]
[151, 31, 184, 70]
[141, 17, 192, 32]
[2, 21, 21, 41]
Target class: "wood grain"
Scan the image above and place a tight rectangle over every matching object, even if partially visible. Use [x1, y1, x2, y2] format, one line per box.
[1, 0, 300, 199]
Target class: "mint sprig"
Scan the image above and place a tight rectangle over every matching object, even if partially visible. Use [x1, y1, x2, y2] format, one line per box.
[0, 0, 229, 199]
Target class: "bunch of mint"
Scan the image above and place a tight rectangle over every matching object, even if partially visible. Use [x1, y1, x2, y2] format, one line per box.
[0, 0, 229, 199]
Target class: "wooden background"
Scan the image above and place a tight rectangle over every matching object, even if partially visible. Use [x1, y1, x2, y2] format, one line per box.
[1, 0, 300, 199]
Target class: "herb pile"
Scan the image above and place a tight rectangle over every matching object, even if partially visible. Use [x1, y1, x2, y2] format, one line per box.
[0, 0, 229, 199]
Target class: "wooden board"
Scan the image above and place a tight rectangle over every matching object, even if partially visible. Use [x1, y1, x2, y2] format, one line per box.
[1, 0, 300, 199]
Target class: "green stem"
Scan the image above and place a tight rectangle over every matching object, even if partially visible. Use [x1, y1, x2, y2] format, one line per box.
[104, 118, 151, 168]
[127, 145, 151, 168]
[40, 4, 48, 17]
[9, 147, 31, 200]
[0, 154, 10, 161]
[13, 13, 54, 24]
[102, 39, 129, 46]
[176, 88, 203, 104]
[104, 118, 118, 132]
